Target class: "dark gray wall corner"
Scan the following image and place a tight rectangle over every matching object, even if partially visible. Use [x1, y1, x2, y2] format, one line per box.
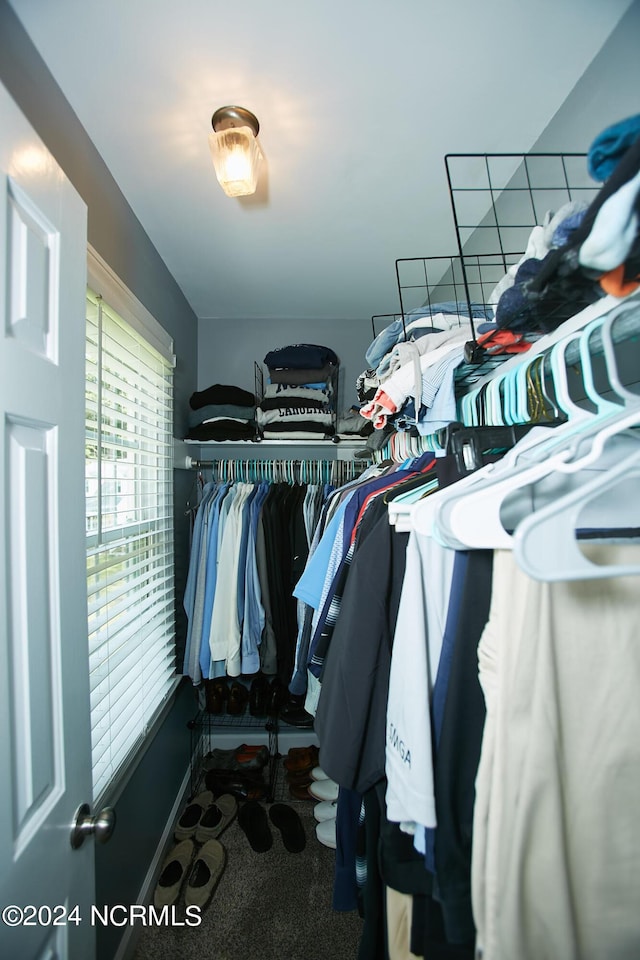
[94, 680, 198, 960]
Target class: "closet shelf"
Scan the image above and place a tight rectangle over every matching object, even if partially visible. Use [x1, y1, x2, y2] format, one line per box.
[184, 438, 366, 447]
[183, 438, 371, 462]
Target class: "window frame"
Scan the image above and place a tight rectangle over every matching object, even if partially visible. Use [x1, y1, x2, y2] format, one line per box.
[86, 246, 180, 807]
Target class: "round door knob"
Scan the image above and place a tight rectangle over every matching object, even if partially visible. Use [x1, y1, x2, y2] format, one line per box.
[70, 803, 117, 849]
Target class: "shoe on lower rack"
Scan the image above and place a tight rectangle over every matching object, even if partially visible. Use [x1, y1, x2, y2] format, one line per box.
[204, 769, 266, 802]
[283, 746, 319, 772]
[203, 744, 269, 773]
[315, 818, 337, 849]
[287, 743, 319, 756]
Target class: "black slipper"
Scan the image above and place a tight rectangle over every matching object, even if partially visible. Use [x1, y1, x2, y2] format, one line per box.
[269, 803, 306, 853]
[238, 801, 273, 852]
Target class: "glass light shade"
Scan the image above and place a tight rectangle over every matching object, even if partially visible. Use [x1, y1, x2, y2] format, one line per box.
[208, 126, 262, 197]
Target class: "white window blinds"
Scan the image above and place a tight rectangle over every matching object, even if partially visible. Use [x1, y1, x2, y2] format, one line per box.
[86, 283, 176, 802]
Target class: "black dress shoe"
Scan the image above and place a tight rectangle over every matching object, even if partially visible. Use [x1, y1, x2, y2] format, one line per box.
[204, 677, 230, 714]
[204, 767, 265, 788]
[204, 679, 224, 714]
[267, 678, 288, 717]
[226, 681, 249, 716]
[280, 694, 314, 728]
[204, 770, 267, 802]
[249, 675, 270, 717]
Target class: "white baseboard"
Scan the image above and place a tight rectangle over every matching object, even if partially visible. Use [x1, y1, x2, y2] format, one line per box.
[113, 762, 192, 960]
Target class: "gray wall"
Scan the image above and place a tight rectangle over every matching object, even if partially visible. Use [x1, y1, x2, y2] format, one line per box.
[0, 5, 199, 960]
[531, 0, 640, 154]
[197, 315, 374, 414]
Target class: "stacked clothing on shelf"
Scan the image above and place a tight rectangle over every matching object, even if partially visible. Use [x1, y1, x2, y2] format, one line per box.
[357, 307, 493, 440]
[186, 383, 256, 441]
[258, 344, 338, 439]
[493, 114, 640, 333]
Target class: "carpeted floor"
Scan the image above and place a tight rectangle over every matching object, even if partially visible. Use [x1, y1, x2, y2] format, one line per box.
[133, 761, 363, 960]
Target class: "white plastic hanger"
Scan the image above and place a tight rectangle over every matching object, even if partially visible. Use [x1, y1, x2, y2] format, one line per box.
[513, 444, 640, 580]
[434, 411, 640, 549]
[411, 327, 593, 543]
[598, 302, 640, 405]
[419, 309, 640, 548]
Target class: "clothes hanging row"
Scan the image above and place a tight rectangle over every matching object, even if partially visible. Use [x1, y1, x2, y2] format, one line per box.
[370, 294, 640, 464]
[182, 455, 368, 690]
[188, 456, 365, 487]
[290, 295, 640, 959]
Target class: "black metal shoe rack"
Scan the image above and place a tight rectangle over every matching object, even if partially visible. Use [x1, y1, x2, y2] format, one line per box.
[187, 710, 280, 802]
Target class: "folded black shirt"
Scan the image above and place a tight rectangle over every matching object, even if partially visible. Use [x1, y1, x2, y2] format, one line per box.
[190, 383, 256, 410]
[264, 344, 338, 370]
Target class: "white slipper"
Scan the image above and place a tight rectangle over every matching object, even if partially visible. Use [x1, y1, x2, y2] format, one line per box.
[308, 778, 339, 802]
[313, 800, 338, 823]
[313, 799, 338, 822]
[316, 818, 337, 849]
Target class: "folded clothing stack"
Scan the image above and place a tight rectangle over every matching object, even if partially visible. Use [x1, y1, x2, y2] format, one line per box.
[186, 383, 256, 441]
[494, 116, 640, 334]
[259, 344, 338, 439]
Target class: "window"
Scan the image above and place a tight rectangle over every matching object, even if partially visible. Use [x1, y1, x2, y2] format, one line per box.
[85, 250, 177, 802]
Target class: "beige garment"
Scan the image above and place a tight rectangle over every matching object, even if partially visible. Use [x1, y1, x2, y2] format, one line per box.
[386, 888, 422, 960]
[473, 547, 640, 960]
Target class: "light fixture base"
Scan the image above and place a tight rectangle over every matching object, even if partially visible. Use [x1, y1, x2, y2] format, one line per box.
[211, 106, 259, 137]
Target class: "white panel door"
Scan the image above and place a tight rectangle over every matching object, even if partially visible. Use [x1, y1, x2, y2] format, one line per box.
[0, 82, 96, 959]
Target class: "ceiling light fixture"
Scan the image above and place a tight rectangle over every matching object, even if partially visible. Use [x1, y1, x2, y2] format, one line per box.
[209, 106, 262, 198]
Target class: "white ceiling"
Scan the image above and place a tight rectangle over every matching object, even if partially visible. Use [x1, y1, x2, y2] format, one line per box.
[9, 0, 634, 323]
